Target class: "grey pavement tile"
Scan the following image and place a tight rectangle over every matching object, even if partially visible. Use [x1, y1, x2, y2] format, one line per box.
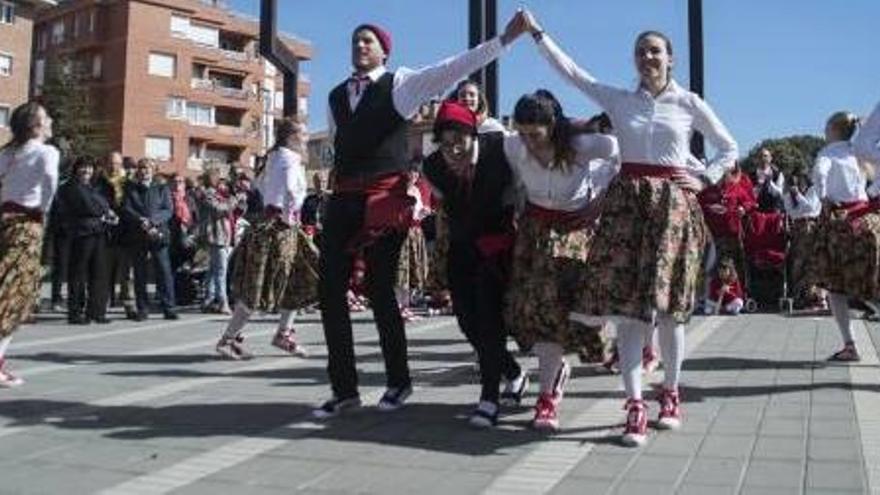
[699, 435, 756, 458]
[612, 480, 675, 495]
[205, 455, 338, 489]
[619, 454, 689, 482]
[568, 452, 634, 480]
[808, 438, 862, 462]
[676, 483, 737, 495]
[681, 457, 746, 487]
[173, 479, 290, 495]
[643, 433, 704, 456]
[803, 490, 865, 495]
[760, 418, 807, 437]
[741, 459, 803, 488]
[710, 418, 763, 436]
[752, 436, 805, 460]
[550, 478, 614, 495]
[0, 461, 135, 494]
[810, 403, 857, 420]
[805, 461, 866, 491]
[298, 464, 487, 494]
[810, 419, 860, 439]
[739, 487, 801, 495]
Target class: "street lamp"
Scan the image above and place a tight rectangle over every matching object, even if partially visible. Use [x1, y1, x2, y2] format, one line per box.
[689, 0, 705, 158]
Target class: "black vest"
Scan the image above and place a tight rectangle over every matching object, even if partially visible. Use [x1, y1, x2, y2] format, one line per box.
[329, 72, 409, 179]
[423, 133, 515, 243]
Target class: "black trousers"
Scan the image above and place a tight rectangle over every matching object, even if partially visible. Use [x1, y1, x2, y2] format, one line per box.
[107, 242, 132, 305]
[67, 234, 110, 320]
[319, 194, 410, 399]
[51, 233, 72, 304]
[129, 243, 176, 313]
[447, 241, 521, 403]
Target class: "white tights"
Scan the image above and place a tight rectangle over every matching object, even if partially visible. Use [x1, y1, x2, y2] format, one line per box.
[829, 292, 854, 344]
[617, 314, 685, 400]
[223, 302, 297, 340]
[532, 341, 564, 394]
[0, 335, 12, 359]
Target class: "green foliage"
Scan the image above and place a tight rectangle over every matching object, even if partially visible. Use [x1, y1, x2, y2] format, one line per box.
[741, 135, 826, 180]
[39, 55, 110, 177]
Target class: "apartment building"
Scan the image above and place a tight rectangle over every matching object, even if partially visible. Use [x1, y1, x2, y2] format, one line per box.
[32, 0, 311, 173]
[0, 0, 56, 144]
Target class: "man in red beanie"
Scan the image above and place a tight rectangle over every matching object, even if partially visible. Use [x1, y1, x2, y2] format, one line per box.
[421, 101, 526, 428]
[315, 12, 530, 419]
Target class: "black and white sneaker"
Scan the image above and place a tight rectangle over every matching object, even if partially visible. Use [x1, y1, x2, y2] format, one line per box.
[500, 371, 529, 406]
[468, 400, 499, 429]
[377, 385, 413, 411]
[312, 395, 362, 419]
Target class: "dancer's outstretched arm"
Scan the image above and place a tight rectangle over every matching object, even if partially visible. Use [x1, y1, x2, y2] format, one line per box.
[856, 101, 880, 166]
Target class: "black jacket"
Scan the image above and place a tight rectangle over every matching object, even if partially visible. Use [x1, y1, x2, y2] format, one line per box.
[56, 179, 112, 238]
[122, 180, 173, 246]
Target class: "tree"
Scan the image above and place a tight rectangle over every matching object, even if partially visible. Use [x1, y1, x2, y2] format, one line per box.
[38, 55, 110, 175]
[741, 135, 826, 180]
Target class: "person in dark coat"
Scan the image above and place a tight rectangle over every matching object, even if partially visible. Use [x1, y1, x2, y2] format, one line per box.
[56, 156, 116, 324]
[122, 158, 178, 321]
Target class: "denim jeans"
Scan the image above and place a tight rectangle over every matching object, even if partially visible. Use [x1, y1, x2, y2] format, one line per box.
[206, 245, 232, 305]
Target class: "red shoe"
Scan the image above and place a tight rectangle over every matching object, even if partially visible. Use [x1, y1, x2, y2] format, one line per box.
[621, 398, 648, 447]
[0, 359, 24, 388]
[656, 388, 682, 430]
[532, 392, 560, 431]
[828, 343, 860, 362]
[215, 334, 253, 361]
[271, 328, 308, 357]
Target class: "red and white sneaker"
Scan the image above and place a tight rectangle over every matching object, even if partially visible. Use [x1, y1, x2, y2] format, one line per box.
[271, 328, 308, 357]
[532, 392, 560, 431]
[215, 334, 254, 360]
[0, 359, 24, 388]
[642, 346, 660, 374]
[656, 388, 683, 430]
[621, 398, 648, 447]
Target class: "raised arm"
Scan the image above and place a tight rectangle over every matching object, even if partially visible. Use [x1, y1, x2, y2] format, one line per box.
[392, 11, 528, 119]
[856, 101, 880, 165]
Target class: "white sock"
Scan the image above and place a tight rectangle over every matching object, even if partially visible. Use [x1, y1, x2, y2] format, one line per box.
[532, 341, 564, 394]
[0, 336, 12, 359]
[657, 314, 685, 391]
[277, 310, 296, 332]
[829, 292, 854, 344]
[725, 298, 744, 315]
[222, 302, 252, 339]
[617, 318, 647, 400]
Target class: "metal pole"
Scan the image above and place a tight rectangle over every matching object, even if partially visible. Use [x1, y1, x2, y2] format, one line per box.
[468, 0, 498, 116]
[688, 0, 705, 158]
[260, 0, 299, 118]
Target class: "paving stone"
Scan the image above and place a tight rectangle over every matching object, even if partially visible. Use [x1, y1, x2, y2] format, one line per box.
[611, 480, 675, 495]
[805, 461, 866, 490]
[549, 478, 613, 494]
[676, 484, 737, 495]
[699, 435, 756, 458]
[568, 452, 634, 480]
[752, 436, 805, 460]
[741, 459, 803, 488]
[810, 419, 860, 439]
[643, 433, 704, 456]
[621, 454, 689, 482]
[759, 418, 807, 437]
[808, 438, 862, 462]
[681, 457, 746, 486]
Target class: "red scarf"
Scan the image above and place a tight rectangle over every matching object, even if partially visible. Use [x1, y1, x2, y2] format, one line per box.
[172, 188, 192, 227]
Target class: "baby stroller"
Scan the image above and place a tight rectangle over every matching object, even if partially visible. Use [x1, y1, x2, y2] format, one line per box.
[742, 210, 793, 312]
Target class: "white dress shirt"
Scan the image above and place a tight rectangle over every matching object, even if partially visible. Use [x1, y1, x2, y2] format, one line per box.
[478, 117, 507, 135]
[503, 133, 619, 212]
[258, 147, 307, 225]
[856, 100, 880, 166]
[537, 35, 738, 183]
[754, 165, 785, 198]
[328, 38, 506, 140]
[783, 191, 821, 219]
[800, 141, 872, 213]
[0, 139, 60, 213]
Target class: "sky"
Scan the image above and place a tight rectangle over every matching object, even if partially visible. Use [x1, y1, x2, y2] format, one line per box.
[228, 0, 879, 156]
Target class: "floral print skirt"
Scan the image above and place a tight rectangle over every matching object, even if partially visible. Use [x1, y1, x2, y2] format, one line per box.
[811, 208, 880, 301]
[231, 219, 319, 312]
[575, 174, 708, 324]
[0, 216, 45, 338]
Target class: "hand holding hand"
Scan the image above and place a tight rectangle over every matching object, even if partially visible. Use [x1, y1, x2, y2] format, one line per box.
[672, 169, 705, 193]
[500, 9, 529, 46]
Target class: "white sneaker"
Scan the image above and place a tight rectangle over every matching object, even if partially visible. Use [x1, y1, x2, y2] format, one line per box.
[0, 360, 24, 388]
[500, 371, 529, 406]
[468, 400, 499, 429]
[377, 385, 413, 411]
[312, 395, 362, 419]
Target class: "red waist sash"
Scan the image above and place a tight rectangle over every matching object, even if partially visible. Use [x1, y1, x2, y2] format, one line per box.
[1, 202, 44, 222]
[334, 172, 414, 251]
[620, 162, 681, 179]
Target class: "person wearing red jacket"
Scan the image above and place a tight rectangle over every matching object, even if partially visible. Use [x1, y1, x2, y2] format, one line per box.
[705, 258, 745, 315]
[699, 165, 756, 279]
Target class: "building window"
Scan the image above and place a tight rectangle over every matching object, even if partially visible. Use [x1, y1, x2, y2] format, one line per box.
[148, 52, 176, 78]
[188, 23, 219, 47]
[0, 105, 10, 128]
[170, 14, 189, 38]
[34, 58, 45, 87]
[0, 54, 11, 76]
[187, 103, 214, 126]
[166, 97, 187, 119]
[51, 20, 65, 45]
[88, 10, 95, 33]
[1, 2, 14, 25]
[73, 11, 83, 38]
[92, 54, 102, 79]
[37, 29, 48, 51]
[145, 136, 173, 161]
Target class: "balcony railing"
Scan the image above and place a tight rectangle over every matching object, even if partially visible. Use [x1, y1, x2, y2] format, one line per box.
[191, 79, 250, 100]
[216, 124, 246, 137]
[220, 48, 249, 62]
[191, 78, 213, 90]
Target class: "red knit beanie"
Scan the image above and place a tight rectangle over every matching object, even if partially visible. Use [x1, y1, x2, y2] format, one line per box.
[435, 101, 477, 131]
[354, 24, 392, 58]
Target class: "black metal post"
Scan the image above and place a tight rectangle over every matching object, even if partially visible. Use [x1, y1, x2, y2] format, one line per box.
[260, 0, 299, 117]
[688, 0, 705, 158]
[468, 0, 498, 116]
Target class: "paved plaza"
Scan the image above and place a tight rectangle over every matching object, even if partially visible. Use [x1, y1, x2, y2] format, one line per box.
[1, 308, 880, 494]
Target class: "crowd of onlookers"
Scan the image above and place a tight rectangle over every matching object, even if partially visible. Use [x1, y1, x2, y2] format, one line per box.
[39, 151, 329, 325]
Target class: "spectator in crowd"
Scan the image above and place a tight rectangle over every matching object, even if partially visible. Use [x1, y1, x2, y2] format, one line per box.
[300, 172, 326, 235]
[168, 173, 199, 281]
[122, 158, 178, 321]
[56, 156, 116, 324]
[97, 151, 133, 310]
[47, 180, 71, 312]
[201, 168, 244, 314]
[753, 147, 785, 212]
